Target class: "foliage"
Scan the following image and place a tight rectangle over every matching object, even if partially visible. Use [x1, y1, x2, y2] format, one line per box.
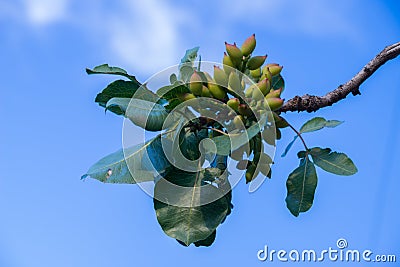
[82, 35, 357, 247]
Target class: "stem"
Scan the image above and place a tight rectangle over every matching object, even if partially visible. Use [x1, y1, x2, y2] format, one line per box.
[286, 122, 309, 151]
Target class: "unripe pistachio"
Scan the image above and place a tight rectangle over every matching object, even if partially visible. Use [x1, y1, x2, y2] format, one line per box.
[203, 71, 213, 82]
[223, 52, 235, 75]
[238, 104, 253, 117]
[245, 163, 257, 183]
[178, 93, 196, 102]
[227, 98, 240, 112]
[208, 82, 227, 100]
[189, 71, 203, 96]
[265, 88, 283, 98]
[250, 68, 261, 79]
[246, 55, 267, 70]
[241, 34, 256, 56]
[232, 115, 245, 129]
[256, 78, 271, 96]
[228, 71, 241, 93]
[245, 86, 254, 98]
[265, 97, 284, 111]
[264, 63, 283, 76]
[213, 65, 228, 87]
[261, 66, 272, 82]
[225, 42, 243, 66]
[201, 85, 212, 97]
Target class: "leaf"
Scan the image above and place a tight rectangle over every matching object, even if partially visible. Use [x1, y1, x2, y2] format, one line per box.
[178, 128, 209, 161]
[297, 150, 307, 158]
[153, 168, 230, 246]
[299, 117, 343, 133]
[281, 136, 298, 157]
[271, 74, 284, 91]
[170, 73, 178, 84]
[178, 47, 199, 82]
[179, 47, 200, 67]
[208, 112, 268, 156]
[310, 147, 357, 176]
[86, 64, 139, 82]
[106, 98, 169, 131]
[133, 84, 162, 104]
[194, 230, 216, 247]
[156, 81, 190, 101]
[285, 156, 318, 217]
[95, 80, 141, 115]
[179, 65, 195, 83]
[81, 136, 171, 184]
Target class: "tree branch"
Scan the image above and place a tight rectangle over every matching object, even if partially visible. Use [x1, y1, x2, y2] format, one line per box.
[279, 42, 400, 113]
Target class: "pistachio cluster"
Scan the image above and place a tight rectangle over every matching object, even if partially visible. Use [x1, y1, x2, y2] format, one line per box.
[175, 34, 286, 183]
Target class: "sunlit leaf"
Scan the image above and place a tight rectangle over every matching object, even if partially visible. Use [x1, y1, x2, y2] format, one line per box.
[106, 98, 169, 131]
[81, 136, 171, 184]
[310, 147, 357, 176]
[86, 64, 139, 82]
[179, 47, 199, 82]
[300, 117, 343, 133]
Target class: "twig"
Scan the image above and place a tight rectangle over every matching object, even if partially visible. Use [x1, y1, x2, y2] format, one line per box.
[279, 42, 400, 113]
[287, 122, 308, 151]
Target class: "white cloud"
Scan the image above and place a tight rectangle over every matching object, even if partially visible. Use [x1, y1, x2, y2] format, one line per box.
[105, 0, 191, 76]
[9, 0, 363, 76]
[23, 0, 68, 26]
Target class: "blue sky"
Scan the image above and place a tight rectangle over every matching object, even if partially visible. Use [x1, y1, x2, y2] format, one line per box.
[0, 0, 399, 266]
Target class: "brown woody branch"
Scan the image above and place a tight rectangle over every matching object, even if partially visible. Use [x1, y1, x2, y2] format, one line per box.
[279, 42, 400, 113]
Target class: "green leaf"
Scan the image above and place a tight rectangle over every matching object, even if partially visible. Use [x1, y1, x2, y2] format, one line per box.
[271, 74, 284, 91]
[95, 80, 141, 115]
[297, 150, 307, 158]
[299, 117, 343, 133]
[178, 128, 209, 161]
[132, 84, 162, 104]
[170, 73, 178, 84]
[86, 64, 139, 82]
[156, 81, 190, 101]
[194, 230, 216, 247]
[180, 47, 199, 67]
[81, 136, 171, 184]
[281, 136, 298, 157]
[310, 147, 358, 176]
[153, 168, 230, 246]
[179, 65, 195, 83]
[208, 112, 268, 156]
[285, 156, 318, 217]
[106, 98, 169, 131]
[178, 47, 199, 82]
